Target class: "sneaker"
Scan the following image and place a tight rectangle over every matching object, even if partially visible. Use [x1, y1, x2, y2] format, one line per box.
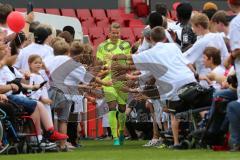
[49, 131, 68, 142]
[169, 144, 183, 150]
[143, 139, 161, 147]
[113, 138, 120, 146]
[39, 142, 57, 150]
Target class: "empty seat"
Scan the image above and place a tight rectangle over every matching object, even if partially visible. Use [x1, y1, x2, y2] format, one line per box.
[129, 19, 144, 28]
[81, 17, 96, 28]
[92, 9, 107, 22]
[15, 8, 27, 12]
[93, 36, 106, 46]
[96, 18, 109, 27]
[45, 8, 61, 15]
[121, 27, 135, 41]
[33, 8, 45, 13]
[61, 9, 76, 17]
[103, 27, 110, 37]
[132, 27, 144, 40]
[89, 27, 104, 41]
[77, 9, 92, 21]
[106, 9, 121, 22]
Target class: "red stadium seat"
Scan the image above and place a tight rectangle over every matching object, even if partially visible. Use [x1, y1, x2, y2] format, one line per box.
[92, 9, 107, 22]
[89, 27, 104, 41]
[135, 2, 149, 17]
[15, 8, 27, 12]
[82, 27, 89, 35]
[45, 8, 61, 15]
[103, 27, 110, 37]
[93, 37, 106, 46]
[129, 19, 144, 28]
[106, 9, 121, 22]
[33, 8, 45, 13]
[77, 9, 92, 21]
[81, 17, 96, 28]
[96, 18, 109, 27]
[132, 27, 144, 40]
[121, 27, 135, 42]
[61, 9, 76, 17]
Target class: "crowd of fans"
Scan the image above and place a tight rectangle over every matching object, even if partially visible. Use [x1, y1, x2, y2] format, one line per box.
[1, 0, 240, 153]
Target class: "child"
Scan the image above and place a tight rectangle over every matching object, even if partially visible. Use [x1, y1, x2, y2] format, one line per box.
[28, 54, 53, 124]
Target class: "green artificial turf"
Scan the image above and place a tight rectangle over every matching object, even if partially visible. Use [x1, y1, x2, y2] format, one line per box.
[1, 140, 240, 160]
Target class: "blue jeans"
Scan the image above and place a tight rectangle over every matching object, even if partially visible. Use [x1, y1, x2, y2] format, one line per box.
[209, 89, 237, 117]
[227, 101, 240, 145]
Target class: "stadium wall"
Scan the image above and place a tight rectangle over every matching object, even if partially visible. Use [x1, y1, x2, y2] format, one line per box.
[0, 0, 118, 9]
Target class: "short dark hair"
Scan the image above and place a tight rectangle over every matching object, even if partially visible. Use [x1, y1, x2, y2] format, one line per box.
[155, 3, 167, 17]
[148, 12, 163, 29]
[211, 10, 229, 26]
[202, 8, 217, 20]
[63, 26, 75, 38]
[203, 47, 221, 65]
[0, 4, 13, 24]
[150, 26, 166, 42]
[176, 2, 193, 22]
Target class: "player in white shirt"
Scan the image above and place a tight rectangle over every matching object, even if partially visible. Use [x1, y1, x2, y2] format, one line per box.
[112, 26, 196, 149]
[226, 0, 240, 151]
[15, 27, 54, 72]
[184, 13, 229, 75]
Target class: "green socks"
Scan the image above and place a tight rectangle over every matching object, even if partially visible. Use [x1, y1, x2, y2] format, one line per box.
[118, 112, 126, 132]
[108, 111, 118, 139]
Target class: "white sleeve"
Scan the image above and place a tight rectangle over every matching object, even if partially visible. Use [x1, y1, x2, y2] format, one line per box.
[219, 37, 229, 62]
[67, 66, 94, 84]
[137, 38, 151, 52]
[229, 24, 240, 51]
[183, 38, 207, 64]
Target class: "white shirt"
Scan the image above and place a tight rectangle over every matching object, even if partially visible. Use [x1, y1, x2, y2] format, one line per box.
[0, 66, 23, 95]
[133, 42, 196, 101]
[29, 72, 49, 100]
[44, 55, 93, 86]
[184, 32, 229, 75]
[229, 13, 240, 51]
[15, 43, 54, 72]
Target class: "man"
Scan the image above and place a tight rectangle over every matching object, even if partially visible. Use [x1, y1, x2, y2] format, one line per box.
[211, 11, 230, 37]
[96, 23, 131, 146]
[226, 0, 240, 151]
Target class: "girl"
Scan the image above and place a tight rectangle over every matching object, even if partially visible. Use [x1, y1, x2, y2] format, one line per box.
[28, 54, 53, 124]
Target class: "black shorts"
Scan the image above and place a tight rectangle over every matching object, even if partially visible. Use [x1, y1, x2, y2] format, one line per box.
[167, 100, 189, 114]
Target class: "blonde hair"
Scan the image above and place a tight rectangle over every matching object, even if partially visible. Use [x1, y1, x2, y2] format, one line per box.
[52, 40, 70, 55]
[191, 13, 209, 29]
[110, 22, 120, 31]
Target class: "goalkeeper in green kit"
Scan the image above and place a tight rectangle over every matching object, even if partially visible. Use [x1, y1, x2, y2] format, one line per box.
[96, 23, 131, 146]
